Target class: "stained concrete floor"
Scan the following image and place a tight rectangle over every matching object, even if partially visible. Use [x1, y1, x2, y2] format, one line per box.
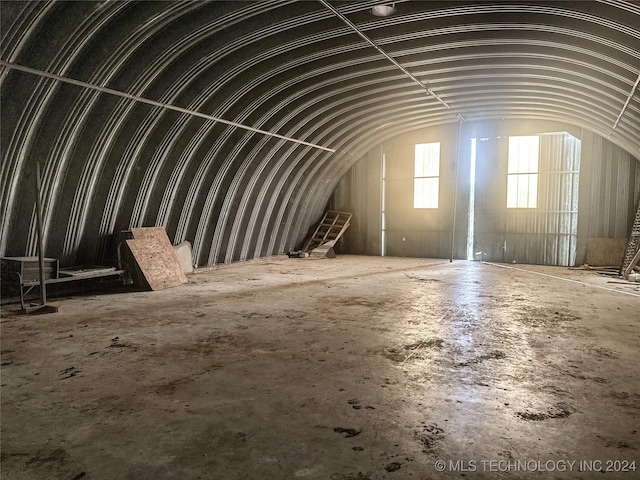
[1, 255, 639, 480]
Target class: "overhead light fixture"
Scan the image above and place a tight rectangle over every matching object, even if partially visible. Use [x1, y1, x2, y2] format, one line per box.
[371, 3, 395, 16]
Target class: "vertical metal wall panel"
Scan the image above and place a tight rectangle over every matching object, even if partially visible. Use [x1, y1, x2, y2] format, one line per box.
[542, 133, 581, 265]
[578, 131, 640, 243]
[330, 149, 382, 255]
[330, 120, 638, 266]
[474, 132, 581, 266]
[331, 124, 469, 260]
[380, 126, 462, 259]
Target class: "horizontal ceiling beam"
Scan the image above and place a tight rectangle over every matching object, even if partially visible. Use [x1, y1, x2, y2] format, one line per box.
[0, 60, 336, 153]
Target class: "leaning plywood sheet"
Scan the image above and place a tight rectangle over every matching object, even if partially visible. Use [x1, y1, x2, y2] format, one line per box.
[130, 227, 187, 283]
[585, 237, 626, 267]
[126, 228, 187, 290]
[126, 238, 187, 290]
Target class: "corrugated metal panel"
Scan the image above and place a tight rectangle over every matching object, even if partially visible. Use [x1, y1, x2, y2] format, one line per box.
[332, 124, 466, 259]
[579, 130, 640, 239]
[330, 149, 383, 255]
[381, 126, 460, 259]
[1, 1, 638, 266]
[474, 132, 581, 266]
[332, 120, 638, 265]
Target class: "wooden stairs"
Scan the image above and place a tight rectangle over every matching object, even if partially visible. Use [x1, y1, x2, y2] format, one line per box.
[295, 210, 352, 258]
[621, 200, 640, 278]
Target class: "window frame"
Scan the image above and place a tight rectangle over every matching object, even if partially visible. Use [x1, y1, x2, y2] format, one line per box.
[507, 136, 539, 209]
[413, 142, 441, 209]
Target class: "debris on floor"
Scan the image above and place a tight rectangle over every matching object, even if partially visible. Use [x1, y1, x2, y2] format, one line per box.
[1, 256, 638, 479]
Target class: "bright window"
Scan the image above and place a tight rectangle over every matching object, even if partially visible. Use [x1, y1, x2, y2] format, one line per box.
[414, 142, 440, 208]
[507, 136, 539, 208]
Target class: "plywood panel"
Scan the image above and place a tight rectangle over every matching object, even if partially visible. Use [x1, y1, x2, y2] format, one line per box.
[130, 228, 187, 280]
[126, 227, 187, 290]
[585, 237, 626, 267]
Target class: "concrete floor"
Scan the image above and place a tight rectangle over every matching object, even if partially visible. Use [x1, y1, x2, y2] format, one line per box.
[1, 255, 639, 480]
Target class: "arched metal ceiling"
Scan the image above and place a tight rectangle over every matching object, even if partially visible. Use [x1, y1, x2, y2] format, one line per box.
[1, 0, 639, 267]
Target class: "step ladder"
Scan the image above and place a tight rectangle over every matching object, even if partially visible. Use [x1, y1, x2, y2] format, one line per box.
[620, 200, 640, 278]
[302, 210, 352, 256]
